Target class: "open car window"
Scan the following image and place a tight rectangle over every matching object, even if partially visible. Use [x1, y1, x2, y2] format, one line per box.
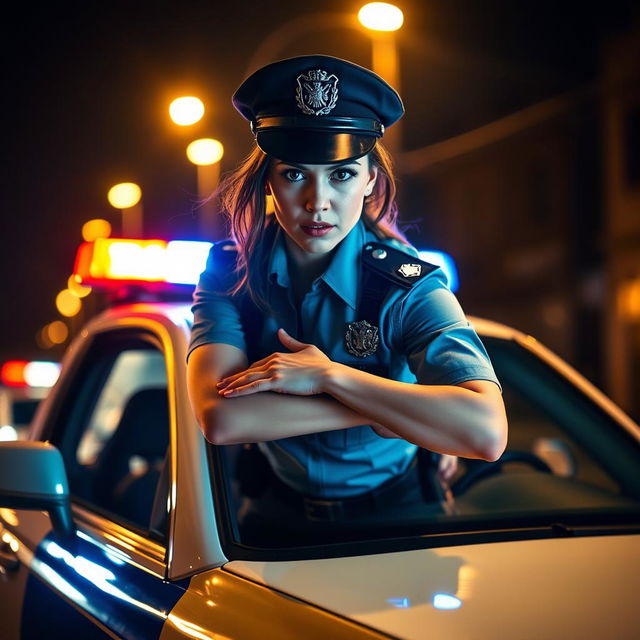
[50, 332, 171, 539]
[210, 335, 640, 556]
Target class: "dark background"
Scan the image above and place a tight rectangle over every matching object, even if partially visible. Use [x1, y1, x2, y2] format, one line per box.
[1, 0, 636, 361]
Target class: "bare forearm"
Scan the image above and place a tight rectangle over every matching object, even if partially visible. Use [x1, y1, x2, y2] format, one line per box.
[323, 364, 507, 460]
[202, 391, 375, 445]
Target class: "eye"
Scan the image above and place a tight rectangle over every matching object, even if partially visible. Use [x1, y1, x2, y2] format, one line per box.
[330, 168, 357, 182]
[280, 169, 305, 182]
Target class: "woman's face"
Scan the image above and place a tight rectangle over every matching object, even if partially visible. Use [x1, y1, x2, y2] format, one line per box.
[266, 157, 377, 257]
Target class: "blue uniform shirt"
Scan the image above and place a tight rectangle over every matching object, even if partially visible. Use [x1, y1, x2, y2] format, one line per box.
[189, 219, 500, 498]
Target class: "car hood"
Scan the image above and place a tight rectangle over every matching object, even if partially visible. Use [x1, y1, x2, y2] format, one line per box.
[225, 534, 640, 639]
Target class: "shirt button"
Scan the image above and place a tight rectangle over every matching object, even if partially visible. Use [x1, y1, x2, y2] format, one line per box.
[372, 248, 387, 260]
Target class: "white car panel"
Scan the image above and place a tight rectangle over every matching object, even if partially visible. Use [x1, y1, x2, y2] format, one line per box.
[226, 534, 640, 640]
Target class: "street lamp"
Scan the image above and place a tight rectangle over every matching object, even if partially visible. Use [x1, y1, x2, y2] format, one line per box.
[358, 2, 404, 151]
[107, 182, 143, 238]
[186, 138, 225, 241]
[169, 96, 205, 126]
[358, 2, 404, 31]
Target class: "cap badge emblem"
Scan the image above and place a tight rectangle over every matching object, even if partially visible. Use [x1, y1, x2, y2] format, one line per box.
[296, 69, 339, 116]
[397, 263, 422, 278]
[345, 320, 379, 357]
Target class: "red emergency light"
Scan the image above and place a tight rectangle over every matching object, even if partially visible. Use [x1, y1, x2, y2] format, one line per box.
[1, 361, 61, 388]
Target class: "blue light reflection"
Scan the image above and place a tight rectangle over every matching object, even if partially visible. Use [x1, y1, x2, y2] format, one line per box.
[43, 540, 166, 619]
[432, 593, 462, 610]
[418, 250, 459, 292]
[387, 597, 411, 608]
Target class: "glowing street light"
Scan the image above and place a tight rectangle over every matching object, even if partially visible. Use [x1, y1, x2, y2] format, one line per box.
[107, 182, 143, 238]
[358, 2, 404, 152]
[186, 138, 224, 166]
[107, 182, 141, 208]
[186, 139, 225, 241]
[358, 2, 404, 31]
[169, 96, 205, 126]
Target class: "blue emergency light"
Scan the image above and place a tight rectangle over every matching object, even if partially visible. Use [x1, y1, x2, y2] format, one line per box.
[418, 250, 459, 292]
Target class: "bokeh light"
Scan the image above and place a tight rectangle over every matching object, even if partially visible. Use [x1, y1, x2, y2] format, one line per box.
[169, 96, 205, 126]
[82, 219, 112, 242]
[37, 321, 69, 349]
[47, 321, 69, 345]
[107, 183, 142, 209]
[67, 274, 92, 298]
[24, 361, 61, 387]
[0, 361, 29, 386]
[186, 138, 224, 166]
[358, 2, 404, 31]
[55, 290, 82, 317]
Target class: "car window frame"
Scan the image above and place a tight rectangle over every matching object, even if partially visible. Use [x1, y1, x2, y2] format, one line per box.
[42, 328, 172, 556]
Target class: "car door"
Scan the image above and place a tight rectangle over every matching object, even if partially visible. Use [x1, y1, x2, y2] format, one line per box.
[12, 328, 187, 639]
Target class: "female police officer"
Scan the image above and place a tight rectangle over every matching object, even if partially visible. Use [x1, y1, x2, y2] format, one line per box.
[187, 55, 507, 532]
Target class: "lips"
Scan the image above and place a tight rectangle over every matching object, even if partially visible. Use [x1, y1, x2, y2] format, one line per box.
[301, 223, 335, 237]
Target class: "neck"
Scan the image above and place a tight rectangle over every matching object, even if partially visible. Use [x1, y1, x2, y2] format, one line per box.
[284, 236, 334, 288]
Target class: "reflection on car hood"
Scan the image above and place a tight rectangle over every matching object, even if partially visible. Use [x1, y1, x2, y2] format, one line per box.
[225, 534, 640, 639]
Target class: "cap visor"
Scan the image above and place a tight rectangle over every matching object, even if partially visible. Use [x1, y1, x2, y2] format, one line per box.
[256, 130, 376, 164]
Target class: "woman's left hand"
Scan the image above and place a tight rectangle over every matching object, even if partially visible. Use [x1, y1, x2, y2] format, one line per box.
[216, 328, 332, 397]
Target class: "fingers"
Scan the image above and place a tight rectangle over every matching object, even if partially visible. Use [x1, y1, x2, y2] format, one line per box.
[247, 355, 272, 369]
[218, 379, 272, 397]
[218, 366, 268, 388]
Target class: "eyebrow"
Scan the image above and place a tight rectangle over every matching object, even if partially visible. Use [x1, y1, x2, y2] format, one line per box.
[275, 159, 363, 170]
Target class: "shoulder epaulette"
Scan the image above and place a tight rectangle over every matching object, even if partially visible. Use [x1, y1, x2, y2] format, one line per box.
[362, 241, 439, 289]
[206, 239, 240, 290]
[210, 239, 238, 266]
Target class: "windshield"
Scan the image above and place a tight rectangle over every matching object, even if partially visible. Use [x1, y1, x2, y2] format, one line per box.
[212, 335, 640, 557]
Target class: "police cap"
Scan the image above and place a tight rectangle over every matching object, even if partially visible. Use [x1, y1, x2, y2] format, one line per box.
[232, 55, 404, 164]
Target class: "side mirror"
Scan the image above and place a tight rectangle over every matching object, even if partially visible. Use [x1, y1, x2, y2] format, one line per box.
[0, 441, 74, 537]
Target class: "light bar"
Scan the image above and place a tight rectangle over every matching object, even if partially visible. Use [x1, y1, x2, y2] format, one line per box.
[1, 361, 61, 388]
[418, 250, 459, 292]
[74, 238, 213, 287]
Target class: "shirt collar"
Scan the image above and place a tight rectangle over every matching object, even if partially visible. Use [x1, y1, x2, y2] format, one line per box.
[320, 219, 366, 309]
[268, 225, 291, 289]
[268, 219, 369, 309]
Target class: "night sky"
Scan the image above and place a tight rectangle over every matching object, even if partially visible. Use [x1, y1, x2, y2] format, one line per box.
[1, 0, 635, 361]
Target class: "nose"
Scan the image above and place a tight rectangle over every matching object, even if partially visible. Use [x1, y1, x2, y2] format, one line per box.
[304, 176, 330, 214]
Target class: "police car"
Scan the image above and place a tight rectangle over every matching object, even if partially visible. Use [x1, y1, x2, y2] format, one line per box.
[1, 238, 639, 639]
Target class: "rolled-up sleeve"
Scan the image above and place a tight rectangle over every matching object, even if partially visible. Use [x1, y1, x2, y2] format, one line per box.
[187, 247, 247, 361]
[396, 269, 501, 389]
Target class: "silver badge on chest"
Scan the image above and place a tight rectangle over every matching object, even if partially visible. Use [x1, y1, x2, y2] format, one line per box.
[345, 320, 379, 357]
[295, 69, 339, 116]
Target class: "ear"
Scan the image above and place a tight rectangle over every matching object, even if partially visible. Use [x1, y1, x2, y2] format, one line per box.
[364, 166, 378, 196]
